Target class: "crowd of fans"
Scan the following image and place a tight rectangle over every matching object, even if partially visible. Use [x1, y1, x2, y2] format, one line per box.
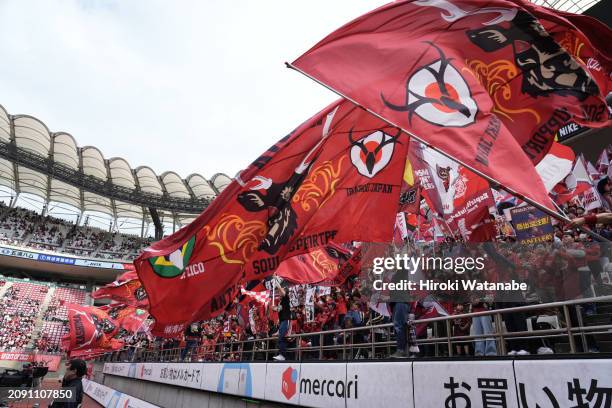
[0, 278, 89, 354]
[0, 207, 40, 243]
[0, 203, 152, 260]
[112, 203, 612, 362]
[0, 282, 47, 351]
[63, 226, 107, 256]
[28, 218, 67, 250]
[1, 154, 611, 364]
[98, 234, 153, 260]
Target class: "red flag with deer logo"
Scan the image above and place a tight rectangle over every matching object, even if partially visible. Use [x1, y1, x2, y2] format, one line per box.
[135, 99, 409, 336]
[292, 0, 611, 212]
[92, 271, 148, 307]
[63, 304, 124, 354]
[275, 242, 359, 286]
[99, 303, 150, 333]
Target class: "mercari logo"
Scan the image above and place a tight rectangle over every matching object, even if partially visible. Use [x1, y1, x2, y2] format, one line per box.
[281, 366, 358, 401]
[281, 367, 298, 400]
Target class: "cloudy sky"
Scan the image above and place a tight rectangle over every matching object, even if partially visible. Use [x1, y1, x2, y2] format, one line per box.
[0, 0, 385, 181]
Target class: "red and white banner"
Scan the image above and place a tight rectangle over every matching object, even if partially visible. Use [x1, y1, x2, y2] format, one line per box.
[536, 142, 575, 192]
[553, 156, 593, 204]
[240, 287, 271, 305]
[445, 167, 496, 241]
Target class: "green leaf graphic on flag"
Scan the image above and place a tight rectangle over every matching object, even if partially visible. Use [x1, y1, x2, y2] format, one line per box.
[149, 236, 196, 278]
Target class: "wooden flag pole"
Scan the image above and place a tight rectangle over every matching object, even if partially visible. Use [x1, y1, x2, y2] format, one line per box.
[285, 62, 609, 242]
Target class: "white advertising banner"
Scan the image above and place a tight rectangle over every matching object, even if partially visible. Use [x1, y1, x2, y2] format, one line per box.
[83, 379, 117, 406]
[264, 362, 301, 405]
[0, 246, 39, 260]
[104, 362, 134, 378]
[212, 363, 242, 396]
[105, 359, 612, 408]
[200, 363, 224, 392]
[514, 359, 612, 408]
[158, 362, 205, 389]
[83, 379, 160, 408]
[298, 363, 348, 408]
[74, 259, 126, 269]
[238, 363, 267, 400]
[134, 362, 167, 383]
[347, 362, 413, 408]
[117, 394, 160, 408]
[413, 361, 518, 408]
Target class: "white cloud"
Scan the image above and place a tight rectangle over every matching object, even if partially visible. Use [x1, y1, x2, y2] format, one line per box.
[0, 0, 384, 179]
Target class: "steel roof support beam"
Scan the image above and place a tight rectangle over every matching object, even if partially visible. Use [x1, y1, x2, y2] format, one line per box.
[0, 140, 210, 213]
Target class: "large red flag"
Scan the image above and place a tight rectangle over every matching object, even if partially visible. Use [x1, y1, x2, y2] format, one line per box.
[520, 3, 611, 98]
[92, 271, 148, 307]
[135, 99, 409, 336]
[99, 303, 150, 333]
[275, 242, 359, 286]
[63, 304, 124, 354]
[445, 166, 496, 241]
[292, 0, 611, 212]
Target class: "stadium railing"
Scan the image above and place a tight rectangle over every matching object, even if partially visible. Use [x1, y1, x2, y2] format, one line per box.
[95, 295, 612, 363]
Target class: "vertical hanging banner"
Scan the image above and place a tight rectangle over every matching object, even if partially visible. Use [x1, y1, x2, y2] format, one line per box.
[292, 0, 611, 213]
[135, 100, 409, 336]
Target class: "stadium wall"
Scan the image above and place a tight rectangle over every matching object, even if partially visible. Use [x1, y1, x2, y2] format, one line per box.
[98, 358, 612, 408]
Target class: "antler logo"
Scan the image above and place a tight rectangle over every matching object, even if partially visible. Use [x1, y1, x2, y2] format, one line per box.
[382, 42, 478, 127]
[413, 0, 517, 26]
[349, 129, 400, 178]
[90, 314, 116, 337]
[134, 285, 147, 301]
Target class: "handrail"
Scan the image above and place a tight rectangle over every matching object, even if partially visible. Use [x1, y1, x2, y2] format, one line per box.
[95, 295, 612, 363]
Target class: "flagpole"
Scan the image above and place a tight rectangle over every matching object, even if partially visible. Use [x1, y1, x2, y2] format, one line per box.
[285, 62, 609, 243]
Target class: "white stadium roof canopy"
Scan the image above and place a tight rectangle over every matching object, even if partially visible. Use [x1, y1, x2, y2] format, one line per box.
[0, 105, 232, 235]
[529, 0, 601, 13]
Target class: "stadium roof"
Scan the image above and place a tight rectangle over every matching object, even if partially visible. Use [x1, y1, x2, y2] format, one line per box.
[0, 104, 232, 224]
[529, 0, 601, 13]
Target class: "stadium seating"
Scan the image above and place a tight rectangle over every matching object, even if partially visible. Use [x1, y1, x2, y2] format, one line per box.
[43, 286, 87, 322]
[0, 203, 152, 261]
[36, 322, 67, 353]
[0, 282, 48, 351]
[0, 278, 89, 353]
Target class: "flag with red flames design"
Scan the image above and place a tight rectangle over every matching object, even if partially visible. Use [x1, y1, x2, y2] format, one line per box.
[292, 0, 611, 212]
[135, 99, 409, 336]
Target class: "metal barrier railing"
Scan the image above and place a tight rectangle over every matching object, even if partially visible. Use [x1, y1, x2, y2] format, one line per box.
[96, 295, 612, 363]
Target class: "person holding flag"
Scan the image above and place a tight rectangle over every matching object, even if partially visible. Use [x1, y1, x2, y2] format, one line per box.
[570, 212, 612, 227]
[272, 279, 292, 361]
[180, 322, 202, 362]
